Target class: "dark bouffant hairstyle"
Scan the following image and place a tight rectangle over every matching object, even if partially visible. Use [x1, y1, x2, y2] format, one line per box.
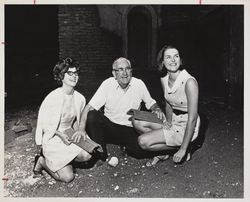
[53, 57, 80, 85]
[157, 45, 183, 77]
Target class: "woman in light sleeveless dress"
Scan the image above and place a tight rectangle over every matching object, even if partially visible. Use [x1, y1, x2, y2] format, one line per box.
[33, 58, 92, 182]
[133, 45, 200, 166]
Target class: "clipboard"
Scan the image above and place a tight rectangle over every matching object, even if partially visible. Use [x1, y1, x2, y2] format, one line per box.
[63, 128, 103, 153]
[127, 109, 163, 124]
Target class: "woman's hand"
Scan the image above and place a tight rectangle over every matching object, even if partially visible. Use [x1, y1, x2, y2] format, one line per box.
[71, 130, 87, 143]
[173, 148, 186, 163]
[60, 133, 72, 145]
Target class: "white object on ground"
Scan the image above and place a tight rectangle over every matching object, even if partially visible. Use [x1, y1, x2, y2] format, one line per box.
[108, 157, 119, 167]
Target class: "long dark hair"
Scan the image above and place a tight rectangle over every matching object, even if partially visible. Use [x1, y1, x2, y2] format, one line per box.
[157, 45, 183, 77]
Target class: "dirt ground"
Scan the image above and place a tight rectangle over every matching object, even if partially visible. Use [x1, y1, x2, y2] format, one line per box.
[3, 101, 243, 198]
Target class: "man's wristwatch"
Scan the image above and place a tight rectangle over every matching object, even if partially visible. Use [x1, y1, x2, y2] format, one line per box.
[153, 107, 161, 112]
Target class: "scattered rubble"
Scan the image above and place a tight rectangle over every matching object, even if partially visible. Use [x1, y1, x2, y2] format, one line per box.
[3, 104, 243, 197]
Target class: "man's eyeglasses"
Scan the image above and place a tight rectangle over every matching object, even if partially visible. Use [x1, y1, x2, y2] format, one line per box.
[66, 71, 79, 76]
[113, 67, 132, 74]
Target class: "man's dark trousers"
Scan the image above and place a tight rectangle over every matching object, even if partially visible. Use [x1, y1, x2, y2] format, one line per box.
[86, 110, 154, 161]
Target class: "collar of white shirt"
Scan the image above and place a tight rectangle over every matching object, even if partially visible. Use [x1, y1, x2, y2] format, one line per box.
[115, 77, 133, 92]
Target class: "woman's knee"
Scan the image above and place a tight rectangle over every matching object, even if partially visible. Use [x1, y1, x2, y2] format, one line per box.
[132, 119, 140, 128]
[76, 150, 92, 162]
[132, 119, 153, 133]
[132, 119, 145, 133]
[59, 172, 74, 183]
[137, 135, 150, 150]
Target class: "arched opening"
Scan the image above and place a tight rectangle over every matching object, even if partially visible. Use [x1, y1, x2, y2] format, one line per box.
[127, 7, 152, 70]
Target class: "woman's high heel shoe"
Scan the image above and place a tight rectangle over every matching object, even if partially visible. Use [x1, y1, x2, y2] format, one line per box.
[33, 155, 43, 177]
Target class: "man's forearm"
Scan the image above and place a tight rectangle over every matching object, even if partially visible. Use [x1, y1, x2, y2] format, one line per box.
[79, 104, 93, 131]
[165, 102, 172, 123]
[150, 103, 161, 112]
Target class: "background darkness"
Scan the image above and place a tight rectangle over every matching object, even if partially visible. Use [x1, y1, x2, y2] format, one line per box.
[4, 5, 244, 111]
[5, 5, 59, 109]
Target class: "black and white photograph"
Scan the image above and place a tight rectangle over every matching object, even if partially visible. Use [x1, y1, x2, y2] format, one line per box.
[1, 0, 248, 199]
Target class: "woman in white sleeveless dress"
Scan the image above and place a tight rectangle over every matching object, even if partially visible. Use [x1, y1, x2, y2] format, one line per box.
[33, 58, 92, 182]
[133, 45, 200, 166]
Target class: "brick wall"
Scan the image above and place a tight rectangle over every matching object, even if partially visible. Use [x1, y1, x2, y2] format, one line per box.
[58, 5, 122, 101]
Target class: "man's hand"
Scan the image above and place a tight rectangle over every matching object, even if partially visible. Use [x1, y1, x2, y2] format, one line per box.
[173, 148, 186, 163]
[152, 108, 166, 121]
[162, 121, 172, 130]
[71, 130, 87, 143]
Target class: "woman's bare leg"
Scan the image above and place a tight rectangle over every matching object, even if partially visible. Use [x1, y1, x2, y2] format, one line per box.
[74, 149, 92, 162]
[34, 156, 74, 183]
[132, 119, 162, 134]
[56, 165, 74, 183]
[137, 129, 172, 151]
[138, 129, 175, 167]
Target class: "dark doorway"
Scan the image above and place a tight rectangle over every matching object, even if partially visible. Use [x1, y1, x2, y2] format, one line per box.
[5, 5, 59, 110]
[128, 7, 152, 70]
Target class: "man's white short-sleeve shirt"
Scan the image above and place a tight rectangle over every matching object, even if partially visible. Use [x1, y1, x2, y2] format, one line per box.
[89, 77, 156, 127]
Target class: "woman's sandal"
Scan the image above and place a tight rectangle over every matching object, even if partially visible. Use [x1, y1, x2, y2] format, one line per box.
[146, 152, 191, 167]
[146, 154, 170, 167]
[33, 155, 44, 178]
